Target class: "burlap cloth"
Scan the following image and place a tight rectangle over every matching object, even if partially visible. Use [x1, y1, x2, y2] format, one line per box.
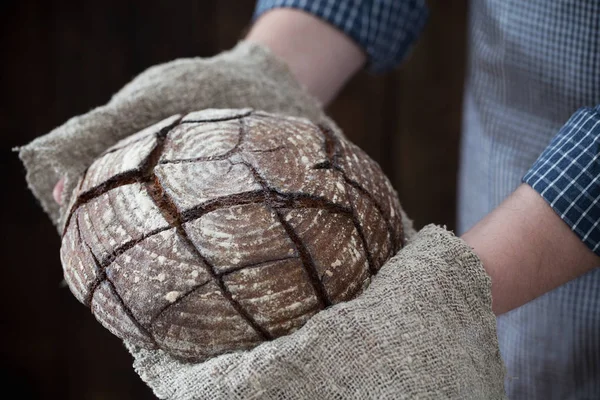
[17, 41, 506, 399]
[18, 41, 325, 231]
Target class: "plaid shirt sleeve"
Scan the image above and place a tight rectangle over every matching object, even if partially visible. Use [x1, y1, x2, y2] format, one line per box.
[523, 105, 600, 255]
[253, 0, 428, 73]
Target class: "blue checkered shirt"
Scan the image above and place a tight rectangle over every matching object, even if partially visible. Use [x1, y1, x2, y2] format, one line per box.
[524, 106, 600, 253]
[255, 1, 600, 399]
[254, 0, 428, 72]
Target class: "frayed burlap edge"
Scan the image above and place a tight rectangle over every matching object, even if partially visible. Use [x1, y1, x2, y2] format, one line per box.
[125, 224, 505, 400]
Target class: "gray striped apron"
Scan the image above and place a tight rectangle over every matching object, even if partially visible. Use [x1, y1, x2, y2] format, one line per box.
[458, 1, 600, 398]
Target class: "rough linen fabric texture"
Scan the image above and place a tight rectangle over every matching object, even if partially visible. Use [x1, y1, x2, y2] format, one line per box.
[17, 41, 326, 231]
[18, 40, 505, 398]
[128, 224, 505, 400]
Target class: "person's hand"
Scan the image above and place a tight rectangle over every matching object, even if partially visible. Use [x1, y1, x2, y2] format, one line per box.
[53, 177, 65, 204]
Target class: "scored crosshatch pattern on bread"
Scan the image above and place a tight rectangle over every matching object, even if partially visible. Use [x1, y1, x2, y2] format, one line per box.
[60, 109, 404, 361]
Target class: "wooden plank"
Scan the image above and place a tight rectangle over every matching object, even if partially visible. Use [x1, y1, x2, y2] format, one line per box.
[394, 0, 468, 231]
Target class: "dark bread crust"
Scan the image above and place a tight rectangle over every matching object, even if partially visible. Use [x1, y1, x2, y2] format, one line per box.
[60, 109, 404, 361]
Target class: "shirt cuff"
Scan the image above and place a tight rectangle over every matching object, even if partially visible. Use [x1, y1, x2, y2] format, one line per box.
[254, 0, 428, 73]
[523, 105, 600, 255]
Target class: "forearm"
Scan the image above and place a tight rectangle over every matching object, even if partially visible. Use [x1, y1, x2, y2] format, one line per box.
[462, 184, 600, 315]
[246, 9, 365, 105]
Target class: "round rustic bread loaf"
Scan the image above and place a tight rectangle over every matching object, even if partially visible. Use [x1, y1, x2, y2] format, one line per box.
[60, 108, 404, 361]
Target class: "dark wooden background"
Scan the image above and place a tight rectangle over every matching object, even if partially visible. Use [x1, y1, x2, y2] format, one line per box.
[1, 1, 466, 398]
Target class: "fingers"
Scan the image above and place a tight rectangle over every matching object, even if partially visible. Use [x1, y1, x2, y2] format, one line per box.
[53, 177, 65, 205]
